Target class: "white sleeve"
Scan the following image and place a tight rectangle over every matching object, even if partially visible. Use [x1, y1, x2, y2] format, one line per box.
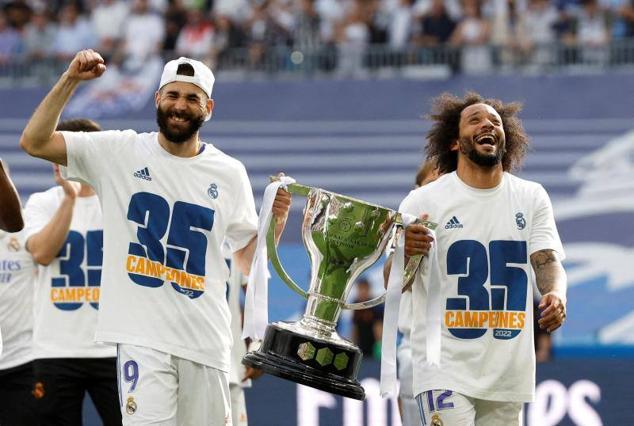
[398, 189, 420, 217]
[225, 164, 258, 252]
[529, 185, 565, 259]
[23, 190, 57, 242]
[61, 130, 129, 188]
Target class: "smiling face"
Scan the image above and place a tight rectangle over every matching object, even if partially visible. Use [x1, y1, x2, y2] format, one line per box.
[455, 103, 506, 168]
[155, 81, 212, 144]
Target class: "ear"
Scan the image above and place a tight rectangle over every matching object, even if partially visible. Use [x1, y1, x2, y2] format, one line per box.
[154, 90, 160, 108]
[450, 139, 459, 152]
[206, 98, 215, 119]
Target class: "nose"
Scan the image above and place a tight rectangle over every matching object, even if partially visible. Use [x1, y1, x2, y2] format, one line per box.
[173, 96, 187, 111]
[480, 119, 494, 130]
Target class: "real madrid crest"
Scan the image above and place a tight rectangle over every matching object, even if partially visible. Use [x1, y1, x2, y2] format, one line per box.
[207, 183, 219, 200]
[431, 413, 443, 426]
[8, 237, 20, 252]
[126, 396, 137, 415]
[515, 212, 526, 230]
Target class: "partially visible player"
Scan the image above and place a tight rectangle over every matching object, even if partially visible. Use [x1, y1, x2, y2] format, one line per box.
[225, 246, 263, 426]
[0, 160, 38, 426]
[401, 92, 567, 425]
[20, 49, 290, 424]
[0, 159, 24, 232]
[383, 159, 441, 426]
[24, 119, 120, 425]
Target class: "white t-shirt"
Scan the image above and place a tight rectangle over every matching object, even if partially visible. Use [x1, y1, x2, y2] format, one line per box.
[62, 130, 258, 371]
[24, 187, 115, 359]
[401, 172, 564, 403]
[0, 227, 36, 369]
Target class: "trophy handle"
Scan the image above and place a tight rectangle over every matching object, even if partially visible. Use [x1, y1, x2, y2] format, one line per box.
[265, 182, 312, 299]
[342, 220, 435, 311]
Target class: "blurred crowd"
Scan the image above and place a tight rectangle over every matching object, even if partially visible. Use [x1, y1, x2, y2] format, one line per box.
[0, 0, 632, 75]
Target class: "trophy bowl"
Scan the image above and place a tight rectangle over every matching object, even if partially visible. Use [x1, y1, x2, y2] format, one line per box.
[243, 181, 403, 400]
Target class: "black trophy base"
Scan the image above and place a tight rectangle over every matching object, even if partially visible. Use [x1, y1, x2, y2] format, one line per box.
[243, 323, 365, 400]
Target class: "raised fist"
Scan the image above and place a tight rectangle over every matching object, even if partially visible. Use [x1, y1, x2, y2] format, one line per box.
[66, 49, 106, 81]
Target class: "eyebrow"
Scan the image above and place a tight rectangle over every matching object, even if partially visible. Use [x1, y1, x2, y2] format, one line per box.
[465, 110, 500, 120]
[165, 90, 202, 99]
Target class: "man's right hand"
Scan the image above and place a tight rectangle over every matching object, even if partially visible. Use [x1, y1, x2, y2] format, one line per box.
[53, 164, 79, 200]
[66, 49, 106, 81]
[404, 215, 434, 258]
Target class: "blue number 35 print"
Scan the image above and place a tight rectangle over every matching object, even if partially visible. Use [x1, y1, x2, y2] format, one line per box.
[52, 230, 103, 311]
[445, 239, 528, 340]
[126, 192, 214, 299]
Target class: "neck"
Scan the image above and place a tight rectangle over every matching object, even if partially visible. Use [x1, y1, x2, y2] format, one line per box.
[157, 132, 200, 158]
[78, 184, 95, 197]
[456, 157, 504, 189]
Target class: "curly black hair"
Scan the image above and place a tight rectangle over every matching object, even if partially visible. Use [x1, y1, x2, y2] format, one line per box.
[425, 92, 529, 173]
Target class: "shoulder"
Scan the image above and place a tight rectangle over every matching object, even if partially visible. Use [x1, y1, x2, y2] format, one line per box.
[403, 173, 452, 203]
[26, 186, 62, 208]
[505, 173, 548, 197]
[202, 144, 249, 175]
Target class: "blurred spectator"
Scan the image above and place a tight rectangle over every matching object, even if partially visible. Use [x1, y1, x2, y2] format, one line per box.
[123, 0, 165, 68]
[415, 0, 457, 46]
[336, 2, 369, 76]
[23, 9, 56, 60]
[608, 0, 634, 38]
[315, 0, 345, 45]
[516, 0, 559, 66]
[387, 0, 415, 50]
[247, 0, 293, 69]
[575, 0, 611, 64]
[214, 14, 249, 68]
[175, 8, 214, 62]
[351, 277, 383, 360]
[214, 0, 252, 23]
[163, 0, 188, 53]
[0, 11, 22, 64]
[450, 0, 492, 73]
[51, 3, 96, 61]
[293, 0, 321, 51]
[3, 0, 32, 31]
[91, 0, 130, 59]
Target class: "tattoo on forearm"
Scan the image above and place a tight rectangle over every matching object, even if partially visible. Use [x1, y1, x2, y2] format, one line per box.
[531, 249, 565, 295]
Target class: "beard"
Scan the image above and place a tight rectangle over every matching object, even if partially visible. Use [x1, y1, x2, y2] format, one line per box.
[459, 137, 504, 168]
[156, 105, 205, 144]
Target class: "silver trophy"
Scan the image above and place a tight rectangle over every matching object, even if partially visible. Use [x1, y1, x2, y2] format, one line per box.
[243, 181, 434, 400]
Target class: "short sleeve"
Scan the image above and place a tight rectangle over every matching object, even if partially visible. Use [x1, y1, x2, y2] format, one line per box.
[23, 190, 58, 242]
[61, 130, 129, 188]
[529, 185, 565, 260]
[225, 164, 257, 252]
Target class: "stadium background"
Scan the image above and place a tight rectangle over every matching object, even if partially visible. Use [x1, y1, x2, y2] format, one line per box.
[2, 0, 634, 424]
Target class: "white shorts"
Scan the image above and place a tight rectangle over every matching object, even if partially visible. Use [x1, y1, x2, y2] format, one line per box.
[117, 344, 232, 425]
[415, 390, 523, 426]
[398, 337, 422, 426]
[229, 383, 248, 425]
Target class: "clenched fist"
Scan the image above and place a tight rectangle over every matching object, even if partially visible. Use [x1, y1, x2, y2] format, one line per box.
[65, 49, 106, 81]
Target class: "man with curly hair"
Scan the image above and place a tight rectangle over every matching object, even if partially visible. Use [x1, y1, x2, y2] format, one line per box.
[399, 92, 567, 425]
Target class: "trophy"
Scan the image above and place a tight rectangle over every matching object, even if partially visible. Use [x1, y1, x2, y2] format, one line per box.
[243, 181, 434, 400]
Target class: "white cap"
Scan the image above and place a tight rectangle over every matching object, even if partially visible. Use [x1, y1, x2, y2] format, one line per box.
[158, 57, 215, 99]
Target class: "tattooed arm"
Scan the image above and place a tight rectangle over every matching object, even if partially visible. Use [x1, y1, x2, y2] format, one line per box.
[530, 249, 567, 333]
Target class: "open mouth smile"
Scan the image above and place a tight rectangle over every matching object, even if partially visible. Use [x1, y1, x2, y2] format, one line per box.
[474, 133, 497, 146]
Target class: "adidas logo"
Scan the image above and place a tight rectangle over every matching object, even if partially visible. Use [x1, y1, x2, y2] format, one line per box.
[444, 216, 463, 229]
[134, 167, 152, 181]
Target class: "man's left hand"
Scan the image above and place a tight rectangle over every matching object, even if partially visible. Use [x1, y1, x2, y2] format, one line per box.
[538, 292, 567, 333]
[243, 366, 264, 382]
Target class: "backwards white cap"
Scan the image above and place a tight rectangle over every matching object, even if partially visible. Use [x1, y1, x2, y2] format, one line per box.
[158, 57, 215, 99]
